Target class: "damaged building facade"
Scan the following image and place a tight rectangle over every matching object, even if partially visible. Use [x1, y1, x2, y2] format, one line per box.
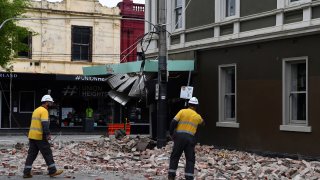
[0, 0, 123, 131]
[145, 0, 320, 158]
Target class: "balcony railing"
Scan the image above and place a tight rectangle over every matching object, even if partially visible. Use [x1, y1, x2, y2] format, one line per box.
[133, 4, 144, 12]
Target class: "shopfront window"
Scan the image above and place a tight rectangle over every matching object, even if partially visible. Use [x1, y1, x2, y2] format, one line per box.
[59, 96, 115, 127]
[19, 91, 35, 113]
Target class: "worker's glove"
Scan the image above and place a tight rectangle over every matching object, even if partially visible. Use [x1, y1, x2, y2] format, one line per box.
[44, 134, 52, 141]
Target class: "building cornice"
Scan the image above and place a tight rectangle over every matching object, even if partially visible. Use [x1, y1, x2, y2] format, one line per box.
[166, 24, 320, 55]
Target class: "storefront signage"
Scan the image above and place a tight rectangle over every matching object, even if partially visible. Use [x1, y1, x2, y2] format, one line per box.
[0, 73, 18, 79]
[62, 85, 108, 97]
[56, 75, 108, 82]
[74, 76, 108, 82]
[81, 86, 108, 97]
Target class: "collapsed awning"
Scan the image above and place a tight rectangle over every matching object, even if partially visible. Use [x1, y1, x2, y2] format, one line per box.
[82, 60, 195, 76]
[82, 60, 195, 105]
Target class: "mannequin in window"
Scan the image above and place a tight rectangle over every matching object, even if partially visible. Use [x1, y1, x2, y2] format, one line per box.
[86, 105, 93, 119]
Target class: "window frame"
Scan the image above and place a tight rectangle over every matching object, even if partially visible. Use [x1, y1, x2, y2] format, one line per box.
[71, 25, 93, 62]
[17, 32, 32, 59]
[175, 0, 183, 29]
[281, 56, 311, 132]
[285, 0, 311, 7]
[217, 64, 239, 128]
[172, 0, 184, 31]
[19, 91, 35, 113]
[219, 0, 240, 21]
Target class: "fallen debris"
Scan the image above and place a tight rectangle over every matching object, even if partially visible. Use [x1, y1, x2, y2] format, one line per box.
[0, 136, 320, 179]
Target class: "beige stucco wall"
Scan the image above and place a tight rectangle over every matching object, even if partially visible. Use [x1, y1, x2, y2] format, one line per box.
[13, 0, 121, 75]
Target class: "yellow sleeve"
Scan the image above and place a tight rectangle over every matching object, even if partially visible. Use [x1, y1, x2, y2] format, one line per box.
[174, 110, 183, 121]
[40, 109, 49, 122]
[197, 114, 203, 124]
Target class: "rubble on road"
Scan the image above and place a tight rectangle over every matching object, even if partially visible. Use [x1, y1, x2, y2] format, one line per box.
[1, 136, 320, 179]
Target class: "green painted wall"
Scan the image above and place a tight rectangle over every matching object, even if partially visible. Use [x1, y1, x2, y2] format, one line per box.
[185, 0, 215, 29]
[171, 35, 181, 45]
[185, 28, 214, 42]
[168, 51, 195, 60]
[284, 10, 303, 24]
[220, 24, 233, 36]
[241, 0, 277, 17]
[312, 5, 320, 19]
[240, 16, 276, 32]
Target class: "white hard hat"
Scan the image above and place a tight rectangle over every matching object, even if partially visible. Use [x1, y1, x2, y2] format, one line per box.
[41, 95, 54, 102]
[188, 97, 199, 105]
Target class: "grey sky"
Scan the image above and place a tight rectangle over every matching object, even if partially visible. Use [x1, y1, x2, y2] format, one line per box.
[44, 0, 145, 7]
[99, 0, 145, 7]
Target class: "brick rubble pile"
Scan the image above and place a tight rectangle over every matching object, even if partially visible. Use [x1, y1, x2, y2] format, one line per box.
[1, 136, 320, 179]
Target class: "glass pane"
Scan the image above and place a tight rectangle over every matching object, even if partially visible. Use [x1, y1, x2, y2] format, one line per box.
[226, 0, 236, 17]
[290, 93, 306, 121]
[72, 28, 82, 44]
[80, 46, 89, 60]
[72, 45, 81, 60]
[291, 63, 306, 91]
[225, 67, 235, 93]
[81, 29, 90, 44]
[225, 95, 235, 119]
[20, 92, 35, 112]
[175, 8, 182, 29]
[18, 34, 31, 58]
[176, 0, 182, 7]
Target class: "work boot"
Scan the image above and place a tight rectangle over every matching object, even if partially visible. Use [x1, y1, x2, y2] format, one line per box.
[23, 173, 33, 178]
[49, 169, 63, 177]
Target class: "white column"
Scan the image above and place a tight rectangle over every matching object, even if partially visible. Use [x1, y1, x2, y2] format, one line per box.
[214, 26, 220, 38]
[277, 0, 285, 9]
[235, 0, 240, 18]
[180, 33, 185, 44]
[145, 0, 150, 33]
[276, 13, 284, 26]
[215, 0, 221, 23]
[276, 0, 285, 26]
[303, 7, 312, 22]
[234, 22, 240, 34]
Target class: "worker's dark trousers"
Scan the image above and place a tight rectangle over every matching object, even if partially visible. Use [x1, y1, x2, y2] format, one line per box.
[23, 139, 57, 175]
[169, 133, 196, 180]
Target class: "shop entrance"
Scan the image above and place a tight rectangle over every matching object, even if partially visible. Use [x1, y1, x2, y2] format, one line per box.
[0, 91, 10, 128]
[59, 96, 116, 128]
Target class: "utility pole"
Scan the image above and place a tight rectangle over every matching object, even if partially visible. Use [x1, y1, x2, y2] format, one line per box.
[156, 0, 167, 148]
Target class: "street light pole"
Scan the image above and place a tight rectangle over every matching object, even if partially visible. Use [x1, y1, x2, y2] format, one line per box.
[156, 0, 167, 148]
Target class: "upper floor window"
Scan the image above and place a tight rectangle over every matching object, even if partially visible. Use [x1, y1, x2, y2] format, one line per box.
[217, 0, 239, 22]
[226, 0, 236, 17]
[18, 32, 32, 59]
[175, 0, 183, 29]
[71, 26, 92, 61]
[286, 0, 311, 7]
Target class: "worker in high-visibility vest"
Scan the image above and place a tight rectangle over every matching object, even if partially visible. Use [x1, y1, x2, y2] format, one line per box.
[168, 97, 205, 180]
[23, 95, 63, 178]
